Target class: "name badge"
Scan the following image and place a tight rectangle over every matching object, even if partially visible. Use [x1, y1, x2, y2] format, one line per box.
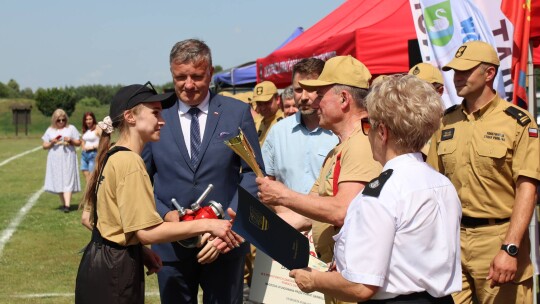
[441, 128, 455, 141]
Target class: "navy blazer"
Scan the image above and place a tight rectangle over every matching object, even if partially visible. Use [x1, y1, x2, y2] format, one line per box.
[143, 93, 263, 261]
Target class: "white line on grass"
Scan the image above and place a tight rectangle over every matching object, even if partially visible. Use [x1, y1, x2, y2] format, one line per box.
[0, 187, 45, 258]
[0, 146, 41, 168]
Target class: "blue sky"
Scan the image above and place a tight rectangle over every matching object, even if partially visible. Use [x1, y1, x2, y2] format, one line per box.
[0, 1, 344, 91]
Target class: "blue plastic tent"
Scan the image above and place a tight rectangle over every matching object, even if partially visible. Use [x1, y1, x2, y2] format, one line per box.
[213, 27, 304, 87]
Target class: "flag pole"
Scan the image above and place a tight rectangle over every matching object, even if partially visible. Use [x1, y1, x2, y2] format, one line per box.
[528, 40, 539, 304]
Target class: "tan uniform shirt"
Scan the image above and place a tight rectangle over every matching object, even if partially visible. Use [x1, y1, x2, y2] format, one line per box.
[310, 124, 382, 262]
[256, 109, 284, 145]
[427, 94, 540, 218]
[96, 150, 163, 246]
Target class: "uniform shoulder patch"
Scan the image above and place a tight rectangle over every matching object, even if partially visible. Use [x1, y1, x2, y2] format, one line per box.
[363, 169, 394, 198]
[444, 105, 458, 116]
[504, 106, 531, 126]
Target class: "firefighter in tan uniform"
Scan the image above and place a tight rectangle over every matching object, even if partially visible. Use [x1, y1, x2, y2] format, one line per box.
[256, 56, 382, 304]
[408, 62, 445, 96]
[427, 41, 540, 304]
[252, 81, 284, 145]
[408, 62, 445, 157]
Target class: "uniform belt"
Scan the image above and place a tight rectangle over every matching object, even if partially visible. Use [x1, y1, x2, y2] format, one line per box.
[461, 216, 509, 228]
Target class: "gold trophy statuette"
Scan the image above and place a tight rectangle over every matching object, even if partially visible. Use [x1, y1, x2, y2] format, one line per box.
[224, 128, 264, 178]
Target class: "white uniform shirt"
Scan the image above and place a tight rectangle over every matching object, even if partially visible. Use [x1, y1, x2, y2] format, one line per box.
[178, 93, 210, 158]
[333, 153, 462, 299]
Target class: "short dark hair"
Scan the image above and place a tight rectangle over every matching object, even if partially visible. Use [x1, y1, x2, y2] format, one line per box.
[292, 58, 325, 78]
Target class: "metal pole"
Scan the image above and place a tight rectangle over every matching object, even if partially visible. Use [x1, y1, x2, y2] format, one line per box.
[527, 44, 538, 304]
[528, 45, 536, 116]
[231, 68, 236, 94]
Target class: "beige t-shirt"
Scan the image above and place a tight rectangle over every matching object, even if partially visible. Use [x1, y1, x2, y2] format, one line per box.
[96, 149, 163, 246]
[310, 125, 382, 262]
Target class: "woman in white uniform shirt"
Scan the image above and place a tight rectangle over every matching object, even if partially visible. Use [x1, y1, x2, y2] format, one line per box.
[290, 75, 462, 303]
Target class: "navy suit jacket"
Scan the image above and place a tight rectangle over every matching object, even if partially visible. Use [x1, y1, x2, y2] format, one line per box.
[143, 93, 263, 262]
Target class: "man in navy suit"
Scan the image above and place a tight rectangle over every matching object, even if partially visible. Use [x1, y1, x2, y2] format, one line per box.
[143, 39, 262, 304]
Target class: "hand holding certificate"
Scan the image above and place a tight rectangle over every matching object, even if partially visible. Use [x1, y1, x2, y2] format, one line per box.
[233, 186, 310, 270]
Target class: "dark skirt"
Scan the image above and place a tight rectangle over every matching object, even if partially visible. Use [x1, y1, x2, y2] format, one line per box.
[75, 236, 144, 304]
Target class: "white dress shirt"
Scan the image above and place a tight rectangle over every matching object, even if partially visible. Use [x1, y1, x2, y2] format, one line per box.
[333, 153, 462, 299]
[177, 93, 210, 158]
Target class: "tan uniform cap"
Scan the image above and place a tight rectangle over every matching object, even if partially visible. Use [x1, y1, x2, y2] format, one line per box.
[409, 62, 444, 85]
[442, 40, 500, 71]
[252, 81, 278, 102]
[299, 55, 371, 89]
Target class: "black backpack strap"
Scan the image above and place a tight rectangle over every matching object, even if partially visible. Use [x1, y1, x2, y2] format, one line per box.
[92, 146, 131, 237]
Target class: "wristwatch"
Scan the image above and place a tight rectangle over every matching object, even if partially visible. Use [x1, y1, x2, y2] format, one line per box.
[501, 244, 519, 257]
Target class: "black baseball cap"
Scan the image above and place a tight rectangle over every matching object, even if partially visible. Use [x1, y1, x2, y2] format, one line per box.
[109, 82, 176, 127]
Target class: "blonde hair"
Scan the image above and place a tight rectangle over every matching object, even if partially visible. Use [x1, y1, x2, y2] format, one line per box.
[366, 74, 443, 152]
[50, 109, 68, 128]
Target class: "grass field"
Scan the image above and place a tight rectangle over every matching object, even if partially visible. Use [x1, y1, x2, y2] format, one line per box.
[0, 98, 212, 303]
[0, 138, 161, 303]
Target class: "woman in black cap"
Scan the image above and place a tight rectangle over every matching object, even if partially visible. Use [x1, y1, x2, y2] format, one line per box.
[75, 82, 241, 304]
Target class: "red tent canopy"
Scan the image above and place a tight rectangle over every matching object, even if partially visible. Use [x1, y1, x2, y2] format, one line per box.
[256, 0, 417, 88]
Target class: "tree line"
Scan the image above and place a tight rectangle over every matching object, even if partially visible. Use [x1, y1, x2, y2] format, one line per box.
[1, 65, 225, 117]
[0, 78, 175, 117]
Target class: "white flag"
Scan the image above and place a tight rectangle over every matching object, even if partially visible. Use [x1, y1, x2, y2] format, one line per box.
[414, 0, 512, 107]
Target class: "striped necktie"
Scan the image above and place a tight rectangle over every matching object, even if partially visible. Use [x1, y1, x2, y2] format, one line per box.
[188, 107, 201, 167]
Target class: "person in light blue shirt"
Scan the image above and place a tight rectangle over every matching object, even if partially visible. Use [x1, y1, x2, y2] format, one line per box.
[261, 58, 338, 230]
[263, 112, 337, 193]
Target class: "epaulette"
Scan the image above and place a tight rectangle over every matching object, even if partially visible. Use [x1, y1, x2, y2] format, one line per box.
[504, 106, 531, 126]
[362, 169, 393, 198]
[444, 104, 458, 116]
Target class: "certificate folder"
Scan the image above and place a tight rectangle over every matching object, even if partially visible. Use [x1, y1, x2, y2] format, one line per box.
[234, 186, 309, 270]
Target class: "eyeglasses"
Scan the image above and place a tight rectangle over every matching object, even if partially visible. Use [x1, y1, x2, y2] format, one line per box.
[361, 118, 371, 136]
[57, 118, 66, 123]
[126, 81, 157, 108]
